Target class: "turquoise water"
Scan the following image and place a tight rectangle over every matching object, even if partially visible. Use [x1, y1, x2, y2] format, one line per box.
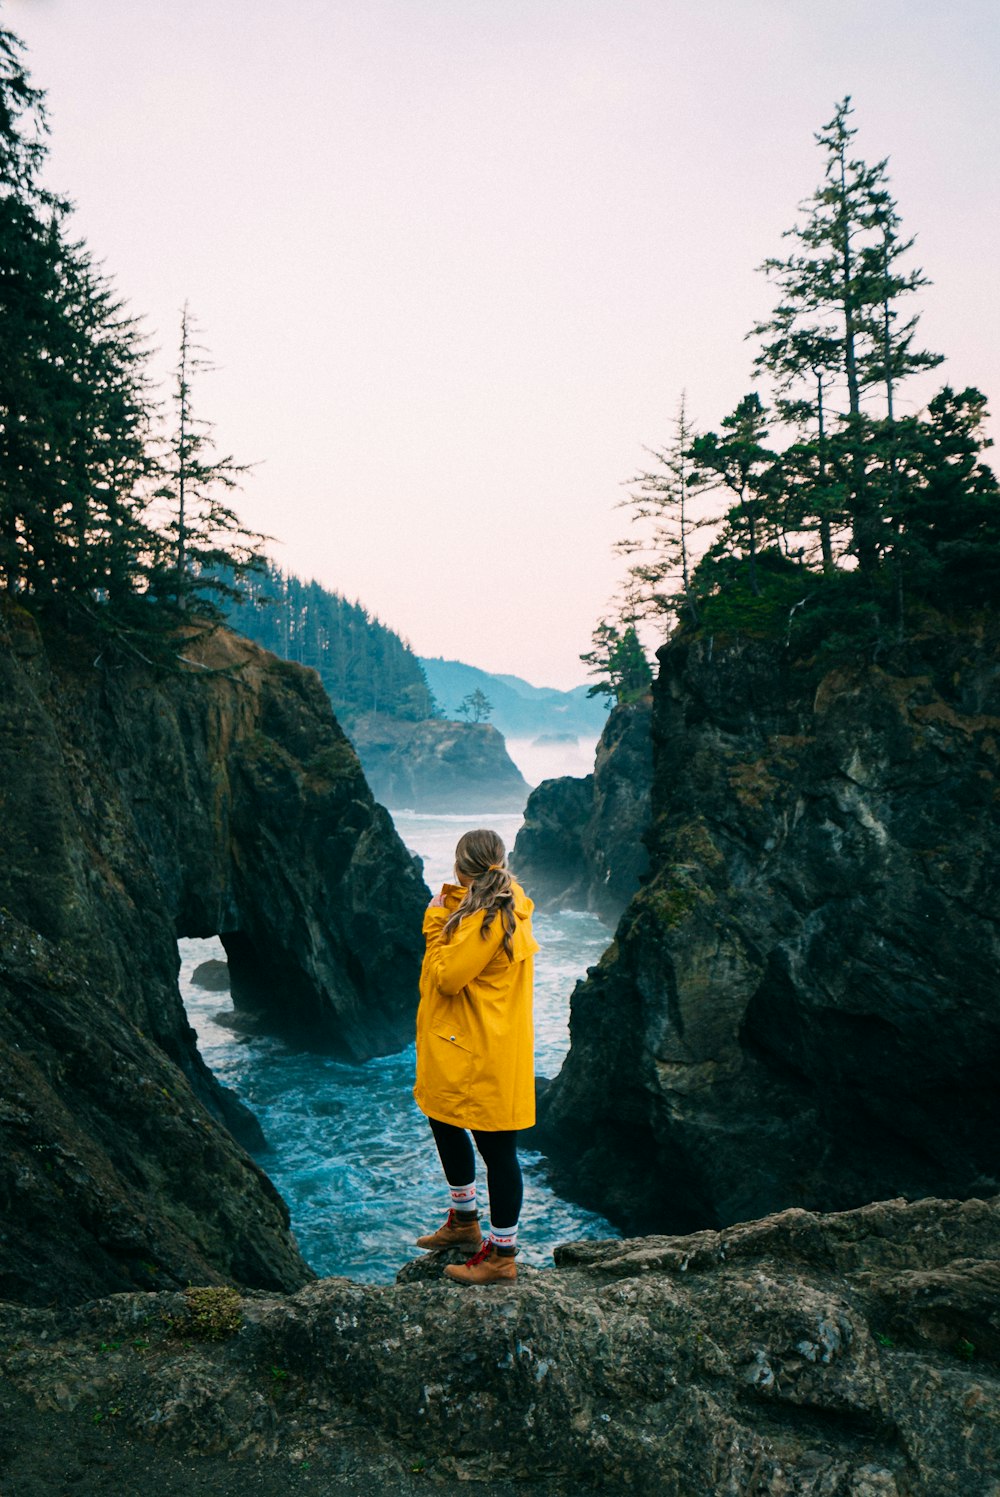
[179, 806, 617, 1281]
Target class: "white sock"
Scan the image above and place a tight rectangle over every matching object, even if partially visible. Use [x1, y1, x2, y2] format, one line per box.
[450, 1182, 477, 1215]
[490, 1223, 518, 1252]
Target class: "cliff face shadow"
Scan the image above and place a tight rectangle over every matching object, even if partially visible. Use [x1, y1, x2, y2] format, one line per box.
[537, 622, 1000, 1237]
[0, 613, 428, 1307]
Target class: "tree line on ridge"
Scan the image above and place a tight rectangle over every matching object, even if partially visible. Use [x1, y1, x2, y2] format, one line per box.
[0, 27, 262, 658]
[586, 98, 999, 705]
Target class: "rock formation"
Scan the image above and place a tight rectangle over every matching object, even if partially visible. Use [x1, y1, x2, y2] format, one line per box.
[0, 609, 428, 1307]
[1, 1195, 997, 1494]
[349, 713, 530, 811]
[513, 698, 652, 924]
[539, 617, 1000, 1234]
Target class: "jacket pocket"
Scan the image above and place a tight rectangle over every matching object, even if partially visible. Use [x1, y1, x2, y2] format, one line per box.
[423, 1025, 473, 1107]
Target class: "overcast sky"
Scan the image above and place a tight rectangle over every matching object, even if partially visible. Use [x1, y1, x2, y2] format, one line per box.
[9, 0, 1000, 685]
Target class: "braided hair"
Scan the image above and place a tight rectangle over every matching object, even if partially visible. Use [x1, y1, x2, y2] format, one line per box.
[442, 828, 517, 959]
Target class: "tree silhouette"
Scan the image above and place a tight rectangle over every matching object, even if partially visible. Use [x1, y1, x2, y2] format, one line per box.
[456, 688, 493, 723]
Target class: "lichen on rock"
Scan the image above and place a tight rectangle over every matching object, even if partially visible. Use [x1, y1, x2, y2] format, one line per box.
[0, 1195, 996, 1494]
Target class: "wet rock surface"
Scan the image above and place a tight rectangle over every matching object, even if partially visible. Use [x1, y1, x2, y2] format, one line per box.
[349, 713, 530, 812]
[191, 958, 231, 991]
[539, 618, 1000, 1234]
[513, 698, 652, 924]
[1, 1195, 997, 1495]
[0, 612, 428, 1308]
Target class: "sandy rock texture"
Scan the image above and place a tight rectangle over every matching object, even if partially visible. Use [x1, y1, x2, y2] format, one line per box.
[0, 610, 428, 1308]
[1, 1196, 997, 1495]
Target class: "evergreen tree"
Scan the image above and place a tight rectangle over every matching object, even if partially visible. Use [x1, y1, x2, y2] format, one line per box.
[617, 393, 703, 624]
[48, 234, 159, 607]
[580, 618, 652, 707]
[890, 387, 1000, 604]
[456, 688, 493, 723]
[687, 393, 778, 597]
[151, 304, 264, 614]
[754, 97, 942, 579]
[751, 310, 845, 573]
[0, 27, 66, 595]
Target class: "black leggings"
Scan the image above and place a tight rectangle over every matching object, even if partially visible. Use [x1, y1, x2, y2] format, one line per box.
[428, 1117, 523, 1228]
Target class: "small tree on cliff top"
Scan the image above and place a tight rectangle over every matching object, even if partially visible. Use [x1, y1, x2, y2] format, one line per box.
[456, 687, 493, 723]
[581, 619, 652, 708]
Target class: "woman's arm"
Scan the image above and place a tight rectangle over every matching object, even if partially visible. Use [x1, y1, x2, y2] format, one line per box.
[423, 908, 506, 995]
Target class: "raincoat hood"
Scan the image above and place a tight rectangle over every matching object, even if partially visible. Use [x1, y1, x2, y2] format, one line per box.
[436, 879, 536, 961]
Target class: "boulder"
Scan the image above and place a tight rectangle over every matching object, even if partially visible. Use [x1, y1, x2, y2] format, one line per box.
[538, 617, 1000, 1234]
[191, 959, 230, 991]
[0, 610, 428, 1307]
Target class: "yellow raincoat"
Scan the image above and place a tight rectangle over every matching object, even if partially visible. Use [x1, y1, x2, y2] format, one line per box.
[414, 879, 539, 1132]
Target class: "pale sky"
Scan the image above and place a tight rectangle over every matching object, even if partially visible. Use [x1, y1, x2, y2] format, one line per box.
[8, 0, 1000, 686]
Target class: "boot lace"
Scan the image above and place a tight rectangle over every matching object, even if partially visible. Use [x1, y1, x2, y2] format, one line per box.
[465, 1237, 494, 1267]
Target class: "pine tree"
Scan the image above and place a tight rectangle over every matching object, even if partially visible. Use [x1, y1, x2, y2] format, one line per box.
[891, 387, 1000, 604]
[580, 618, 652, 707]
[687, 394, 778, 597]
[751, 308, 845, 573]
[0, 28, 160, 614]
[753, 97, 942, 580]
[618, 393, 703, 624]
[456, 688, 493, 723]
[0, 27, 65, 595]
[152, 304, 264, 615]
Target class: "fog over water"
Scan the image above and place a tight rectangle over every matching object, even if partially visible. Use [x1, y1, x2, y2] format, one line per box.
[505, 733, 602, 788]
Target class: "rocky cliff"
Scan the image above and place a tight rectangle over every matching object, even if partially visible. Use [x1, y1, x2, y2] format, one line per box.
[1, 1195, 997, 1495]
[512, 698, 652, 924]
[539, 616, 1000, 1235]
[0, 609, 428, 1308]
[349, 713, 530, 811]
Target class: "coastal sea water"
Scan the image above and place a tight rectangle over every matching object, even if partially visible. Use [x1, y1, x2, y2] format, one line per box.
[179, 797, 618, 1283]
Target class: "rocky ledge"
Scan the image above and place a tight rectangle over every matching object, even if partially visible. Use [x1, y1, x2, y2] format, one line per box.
[0, 610, 428, 1307]
[512, 698, 652, 924]
[0, 1195, 997, 1495]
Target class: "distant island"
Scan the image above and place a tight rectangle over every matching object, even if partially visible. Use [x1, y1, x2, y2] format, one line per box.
[225, 565, 610, 808]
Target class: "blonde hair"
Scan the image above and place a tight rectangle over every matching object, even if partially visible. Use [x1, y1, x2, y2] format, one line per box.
[443, 828, 516, 958]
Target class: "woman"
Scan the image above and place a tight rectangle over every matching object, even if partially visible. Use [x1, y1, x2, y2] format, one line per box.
[413, 827, 538, 1284]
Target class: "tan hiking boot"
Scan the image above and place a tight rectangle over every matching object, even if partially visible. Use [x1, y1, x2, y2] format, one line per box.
[443, 1240, 517, 1285]
[415, 1209, 483, 1251]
